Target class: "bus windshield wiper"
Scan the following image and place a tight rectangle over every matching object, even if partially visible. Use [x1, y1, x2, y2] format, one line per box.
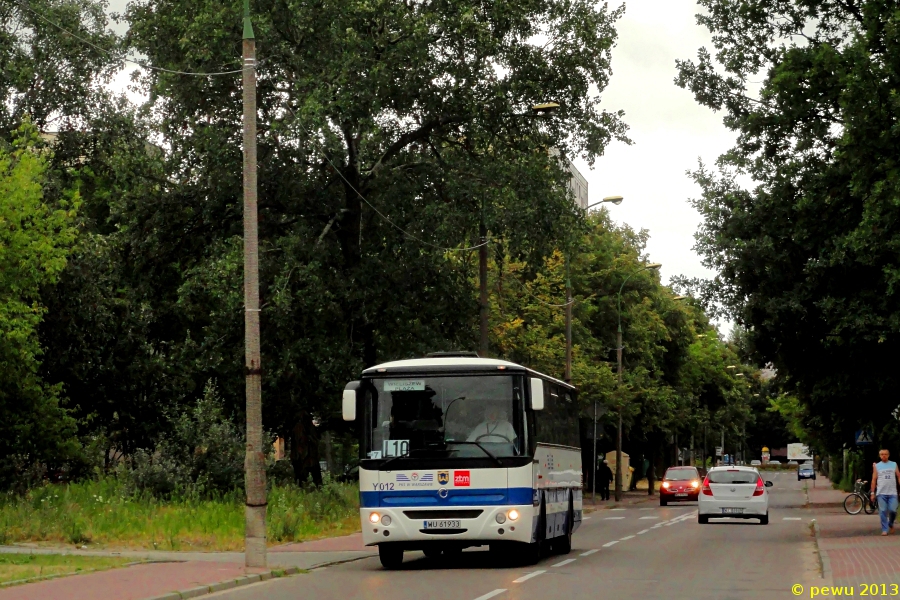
[447, 441, 504, 467]
[378, 454, 407, 471]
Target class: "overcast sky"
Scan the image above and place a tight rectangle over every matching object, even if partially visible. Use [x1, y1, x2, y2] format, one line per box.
[575, 1, 736, 290]
[107, 0, 733, 298]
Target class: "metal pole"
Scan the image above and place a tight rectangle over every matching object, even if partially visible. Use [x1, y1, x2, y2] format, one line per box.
[592, 401, 597, 502]
[564, 258, 572, 383]
[615, 326, 623, 502]
[242, 0, 267, 570]
[721, 428, 725, 466]
[479, 222, 488, 357]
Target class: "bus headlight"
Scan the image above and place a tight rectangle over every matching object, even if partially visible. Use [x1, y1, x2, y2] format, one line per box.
[495, 512, 507, 524]
[369, 512, 380, 524]
[507, 509, 520, 521]
[381, 515, 392, 526]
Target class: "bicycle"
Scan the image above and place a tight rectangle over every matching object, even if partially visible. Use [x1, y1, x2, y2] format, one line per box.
[843, 479, 879, 515]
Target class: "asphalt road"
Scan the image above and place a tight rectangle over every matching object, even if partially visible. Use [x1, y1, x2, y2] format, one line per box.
[209, 471, 821, 600]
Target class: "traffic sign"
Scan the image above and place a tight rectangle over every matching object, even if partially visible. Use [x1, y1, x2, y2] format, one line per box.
[715, 446, 723, 456]
[855, 428, 874, 445]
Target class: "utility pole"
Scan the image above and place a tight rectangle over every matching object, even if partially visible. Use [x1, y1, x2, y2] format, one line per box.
[592, 401, 597, 502]
[615, 326, 623, 501]
[721, 428, 725, 466]
[242, 0, 266, 570]
[564, 257, 572, 382]
[479, 221, 488, 357]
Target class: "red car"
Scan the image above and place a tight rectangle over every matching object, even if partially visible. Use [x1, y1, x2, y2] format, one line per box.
[659, 466, 701, 506]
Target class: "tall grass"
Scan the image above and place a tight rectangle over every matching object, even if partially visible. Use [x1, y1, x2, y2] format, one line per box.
[0, 477, 359, 551]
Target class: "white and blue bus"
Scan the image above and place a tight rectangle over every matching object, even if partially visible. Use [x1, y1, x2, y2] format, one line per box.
[342, 354, 582, 569]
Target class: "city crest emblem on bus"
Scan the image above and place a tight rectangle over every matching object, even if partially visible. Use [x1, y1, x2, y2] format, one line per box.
[437, 471, 450, 485]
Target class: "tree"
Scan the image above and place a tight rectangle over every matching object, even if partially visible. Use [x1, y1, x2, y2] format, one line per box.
[116, 0, 629, 472]
[0, 123, 80, 487]
[676, 0, 900, 452]
[490, 212, 747, 478]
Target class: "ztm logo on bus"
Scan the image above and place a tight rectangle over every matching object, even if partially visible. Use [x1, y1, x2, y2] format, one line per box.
[453, 471, 470, 487]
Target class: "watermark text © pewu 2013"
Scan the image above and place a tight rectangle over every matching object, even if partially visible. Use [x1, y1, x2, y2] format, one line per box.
[793, 583, 900, 597]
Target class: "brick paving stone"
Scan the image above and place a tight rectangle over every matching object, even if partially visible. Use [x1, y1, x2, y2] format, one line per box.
[813, 475, 900, 586]
[0, 561, 247, 600]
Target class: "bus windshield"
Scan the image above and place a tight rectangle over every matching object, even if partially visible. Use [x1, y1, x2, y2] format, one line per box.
[366, 375, 524, 459]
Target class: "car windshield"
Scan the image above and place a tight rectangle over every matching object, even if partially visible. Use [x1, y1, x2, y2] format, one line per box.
[366, 375, 524, 459]
[664, 469, 699, 481]
[707, 470, 759, 484]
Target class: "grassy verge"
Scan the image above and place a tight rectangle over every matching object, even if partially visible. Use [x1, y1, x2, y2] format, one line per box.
[0, 554, 135, 585]
[0, 477, 360, 551]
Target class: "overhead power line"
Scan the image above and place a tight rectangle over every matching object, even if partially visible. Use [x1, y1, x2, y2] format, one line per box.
[321, 153, 488, 253]
[11, 0, 243, 76]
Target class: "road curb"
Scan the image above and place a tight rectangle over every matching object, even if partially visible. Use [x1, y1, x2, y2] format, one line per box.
[811, 519, 834, 584]
[142, 567, 300, 600]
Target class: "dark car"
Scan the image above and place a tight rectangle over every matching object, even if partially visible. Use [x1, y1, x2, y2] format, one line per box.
[660, 466, 701, 506]
[798, 465, 816, 481]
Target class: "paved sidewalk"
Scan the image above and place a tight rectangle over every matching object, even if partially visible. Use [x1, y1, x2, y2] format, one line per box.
[812, 475, 900, 586]
[0, 535, 376, 600]
[807, 475, 847, 507]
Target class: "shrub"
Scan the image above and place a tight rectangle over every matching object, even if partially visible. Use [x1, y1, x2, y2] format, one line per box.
[118, 380, 245, 499]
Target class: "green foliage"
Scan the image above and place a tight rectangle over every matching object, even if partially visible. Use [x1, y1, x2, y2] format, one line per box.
[0, 123, 80, 488]
[0, 553, 135, 585]
[491, 212, 754, 460]
[0, 476, 359, 550]
[118, 381, 245, 499]
[677, 1, 900, 452]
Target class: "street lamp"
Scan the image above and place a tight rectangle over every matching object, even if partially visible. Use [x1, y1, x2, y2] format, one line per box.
[570, 195, 624, 383]
[614, 262, 662, 502]
[586, 196, 624, 210]
[480, 102, 562, 356]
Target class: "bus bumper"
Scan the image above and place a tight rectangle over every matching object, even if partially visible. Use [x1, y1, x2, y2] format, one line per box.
[360, 505, 535, 547]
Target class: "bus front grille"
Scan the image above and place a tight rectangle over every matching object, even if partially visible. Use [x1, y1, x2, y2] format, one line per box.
[403, 510, 483, 519]
[418, 529, 467, 535]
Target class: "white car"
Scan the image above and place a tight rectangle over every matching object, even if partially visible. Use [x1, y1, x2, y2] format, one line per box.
[698, 466, 773, 525]
[750, 460, 761, 466]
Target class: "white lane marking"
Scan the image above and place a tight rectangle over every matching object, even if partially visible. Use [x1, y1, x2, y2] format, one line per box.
[639, 516, 659, 520]
[611, 508, 627, 511]
[513, 571, 546, 583]
[604, 517, 625, 520]
[637, 529, 650, 534]
[582, 516, 592, 520]
[620, 535, 635, 540]
[783, 517, 802, 521]
[602, 541, 618, 547]
[580, 549, 599, 556]
[473, 590, 507, 600]
[638, 507, 654, 510]
[552, 559, 577, 568]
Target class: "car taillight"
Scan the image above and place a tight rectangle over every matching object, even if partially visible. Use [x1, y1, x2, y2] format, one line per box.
[701, 476, 712, 496]
[753, 477, 765, 496]
[662, 481, 670, 489]
[690, 480, 699, 488]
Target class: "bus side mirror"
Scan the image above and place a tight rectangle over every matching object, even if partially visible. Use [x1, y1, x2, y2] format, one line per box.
[529, 378, 544, 411]
[342, 381, 360, 421]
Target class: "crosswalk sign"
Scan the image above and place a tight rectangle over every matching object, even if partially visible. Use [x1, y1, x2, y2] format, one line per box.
[855, 428, 874, 445]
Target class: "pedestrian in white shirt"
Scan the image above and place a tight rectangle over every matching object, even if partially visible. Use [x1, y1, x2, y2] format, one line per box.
[870, 448, 900, 535]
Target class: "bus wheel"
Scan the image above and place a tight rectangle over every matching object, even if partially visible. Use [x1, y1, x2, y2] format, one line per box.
[378, 544, 404, 569]
[555, 500, 574, 555]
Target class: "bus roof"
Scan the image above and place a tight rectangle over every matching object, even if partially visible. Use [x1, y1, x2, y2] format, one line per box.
[361, 357, 575, 391]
